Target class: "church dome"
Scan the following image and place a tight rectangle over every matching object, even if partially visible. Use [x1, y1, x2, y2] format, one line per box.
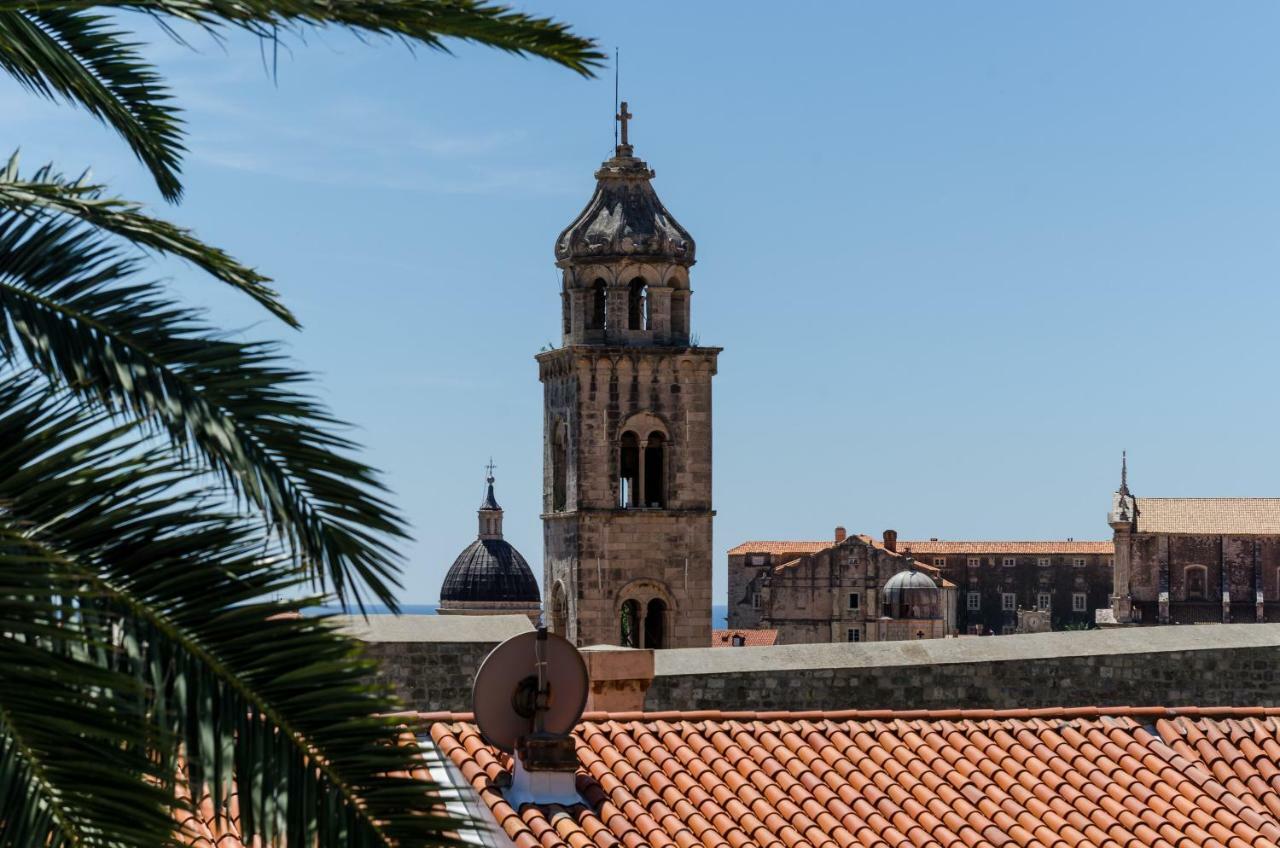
[440, 538, 539, 604]
[555, 103, 695, 267]
[438, 467, 540, 608]
[881, 563, 941, 620]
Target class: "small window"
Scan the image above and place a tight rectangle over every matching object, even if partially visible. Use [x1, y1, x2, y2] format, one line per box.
[1037, 593, 1051, 611]
[847, 628, 860, 643]
[1002, 557, 1016, 568]
[967, 592, 980, 611]
[1073, 558, 1086, 568]
[1105, 557, 1113, 568]
[1072, 593, 1087, 612]
[731, 634, 746, 647]
[847, 592, 860, 611]
[751, 592, 760, 610]
[1002, 593, 1016, 611]
[750, 554, 767, 566]
[932, 557, 946, 568]
[967, 557, 980, 568]
[1037, 557, 1051, 568]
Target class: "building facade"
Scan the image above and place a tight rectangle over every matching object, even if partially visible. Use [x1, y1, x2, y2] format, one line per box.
[730, 528, 957, 645]
[1108, 459, 1280, 625]
[730, 528, 1111, 636]
[538, 106, 719, 649]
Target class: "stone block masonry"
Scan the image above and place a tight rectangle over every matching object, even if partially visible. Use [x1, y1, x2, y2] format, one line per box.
[645, 624, 1280, 711]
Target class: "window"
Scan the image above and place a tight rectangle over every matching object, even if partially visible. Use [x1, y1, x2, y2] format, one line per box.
[1037, 593, 1051, 611]
[847, 628, 860, 643]
[644, 431, 666, 507]
[751, 592, 760, 610]
[551, 422, 567, 512]
[967, 557, 980, 568]
[967, 592, 980, 611]
[1001, 593, 1016, 611]
[933, 557, 946, 568]
[1072, 593, 1087, 612]
[618, 431, 639, 508]
[1073, 558, 1086, 568]
[731, 634, 745, 647]
[627, 277, 649, 330]
[750, 554, 767, 566]
[1038, 557, 1051, 568]
[1104, 558, 1113, 568]
[1002, 557, 1016, 568]
[588, 278, 607, 330]
[847, 592, 860, 611]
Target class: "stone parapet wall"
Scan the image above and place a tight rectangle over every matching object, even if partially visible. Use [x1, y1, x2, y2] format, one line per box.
[645, 623, 1280, 712]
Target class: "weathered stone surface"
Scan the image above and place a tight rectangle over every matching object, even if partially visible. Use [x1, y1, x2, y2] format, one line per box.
[645, 624, 1280, 711]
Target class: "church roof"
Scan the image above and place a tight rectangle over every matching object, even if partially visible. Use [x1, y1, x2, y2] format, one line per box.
[730, 539, 1114, 556]
[711, 629, 779, 648]
[555, 107, 695, 266]
[1133, 498, 1280, 534]
[440, 538, 540, 604]
[427, 705, 1280, 848]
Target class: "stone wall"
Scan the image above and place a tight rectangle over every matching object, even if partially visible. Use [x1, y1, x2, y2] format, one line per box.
[334, 614, 532, 713]
[644, 623, 1280, 711]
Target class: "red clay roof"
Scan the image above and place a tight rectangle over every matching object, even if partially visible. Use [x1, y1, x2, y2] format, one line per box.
[711, 629, 779, 648]
[731, 539, 1114, 557]
[430, 706, 1280, 848]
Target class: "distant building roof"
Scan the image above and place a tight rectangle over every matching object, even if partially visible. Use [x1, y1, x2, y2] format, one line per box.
[710, 629, 778, 648]
[428, 705, 1280, 848]
[1134, 497, 1280, 534]
[731, 539, 1113, 556]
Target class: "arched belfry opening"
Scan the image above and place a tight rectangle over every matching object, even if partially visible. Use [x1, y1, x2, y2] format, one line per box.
[627, 277, 648, 331]
[620, 599, 641, 647]
[618, 431, 639, 508]
[644, 431, 666, 508]
[644, 598, 667, 649]
[589, 278, 607, 330]
[551, 421, 567, 512]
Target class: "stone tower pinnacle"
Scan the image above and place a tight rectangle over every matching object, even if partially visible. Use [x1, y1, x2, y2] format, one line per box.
[539, 108, 719, 649]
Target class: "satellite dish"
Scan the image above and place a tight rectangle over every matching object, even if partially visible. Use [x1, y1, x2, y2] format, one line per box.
[472, 627, 588, 753]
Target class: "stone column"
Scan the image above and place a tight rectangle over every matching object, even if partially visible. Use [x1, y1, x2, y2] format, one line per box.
[1158, 535, 1170, 624]
[647, 285, 672, 338]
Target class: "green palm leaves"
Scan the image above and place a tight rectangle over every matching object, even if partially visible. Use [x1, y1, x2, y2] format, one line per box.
[1, 1, 599, 845]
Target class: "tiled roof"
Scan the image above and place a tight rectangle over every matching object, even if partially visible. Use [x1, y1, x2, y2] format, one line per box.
[430, 706, 1280, 848]
[732, 539, 1113, 557]
[711, 629, 779, 648]
[902, 540, 1114, 555]
[1135, 498, 1280, 534]
[729, 541, 832, 556]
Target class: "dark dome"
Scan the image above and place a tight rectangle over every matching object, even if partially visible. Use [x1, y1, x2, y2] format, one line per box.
[440, 538, 540, 604]
[555, 147, 695, 267]
[881, 566, 941, 620]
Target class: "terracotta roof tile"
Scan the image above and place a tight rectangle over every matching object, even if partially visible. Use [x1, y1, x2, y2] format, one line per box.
[730, 539, 1114, 557]
[710, 630, 780, 648]
[1134, 498, 1280, 534]
[430, 708, 1280, 848]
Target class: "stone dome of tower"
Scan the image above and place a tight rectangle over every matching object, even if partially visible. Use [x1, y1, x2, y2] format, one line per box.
[555, 102, 695, 267]
[881, 562, 941, 620]
[438, 467, 540, 619]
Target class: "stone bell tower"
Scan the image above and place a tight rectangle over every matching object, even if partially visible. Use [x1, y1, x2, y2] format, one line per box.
[538, 103, 719, 649]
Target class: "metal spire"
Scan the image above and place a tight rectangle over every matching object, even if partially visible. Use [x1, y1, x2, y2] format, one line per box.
[1119, 451, 1130, 496]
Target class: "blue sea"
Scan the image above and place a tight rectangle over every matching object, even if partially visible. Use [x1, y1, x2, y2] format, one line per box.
[310, 603, 730, 629]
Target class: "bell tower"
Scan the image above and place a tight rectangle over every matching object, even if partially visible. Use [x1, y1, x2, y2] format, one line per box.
[538, 104, 718, 649]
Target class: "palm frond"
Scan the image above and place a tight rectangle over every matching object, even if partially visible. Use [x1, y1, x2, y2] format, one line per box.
[0, 0, 605, 76]
[0, 206, 404, 610]
[0, 378, 462, 848]
[0, 158, 296, 327]
[0, 10, 184, 201]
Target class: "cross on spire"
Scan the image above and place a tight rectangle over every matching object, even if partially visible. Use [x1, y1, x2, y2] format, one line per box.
[616, 101, 632, 148]
[485, 457, 497, 483]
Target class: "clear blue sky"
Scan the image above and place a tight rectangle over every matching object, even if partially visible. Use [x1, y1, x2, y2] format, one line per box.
[12, 2, 1280, 605]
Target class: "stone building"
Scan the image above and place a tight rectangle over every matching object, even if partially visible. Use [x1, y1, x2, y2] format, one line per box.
[538, 104, 719, 649]
[1108, 457, 1280, 625]
[437, 468, 541, 621]
[731, 528, 957, 645]
[730, 528, 1111, 636]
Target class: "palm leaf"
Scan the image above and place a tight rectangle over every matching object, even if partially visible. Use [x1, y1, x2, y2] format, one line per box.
[0, 158, 295, 326]
[0, 9, 184, 201]
[0, 379, 463, 847]
[0, 203, 404, 610]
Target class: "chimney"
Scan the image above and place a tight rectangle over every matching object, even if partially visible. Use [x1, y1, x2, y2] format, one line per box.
[834, 526, 847, 543]
[581, 646, 654, 713]
[883, 529, 898, 553]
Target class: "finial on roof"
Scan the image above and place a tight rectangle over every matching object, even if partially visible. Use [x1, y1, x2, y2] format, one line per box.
[1119, 451, 1130, 497]
[485, 457, 497, 485]
[616, 100, 632, 152]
